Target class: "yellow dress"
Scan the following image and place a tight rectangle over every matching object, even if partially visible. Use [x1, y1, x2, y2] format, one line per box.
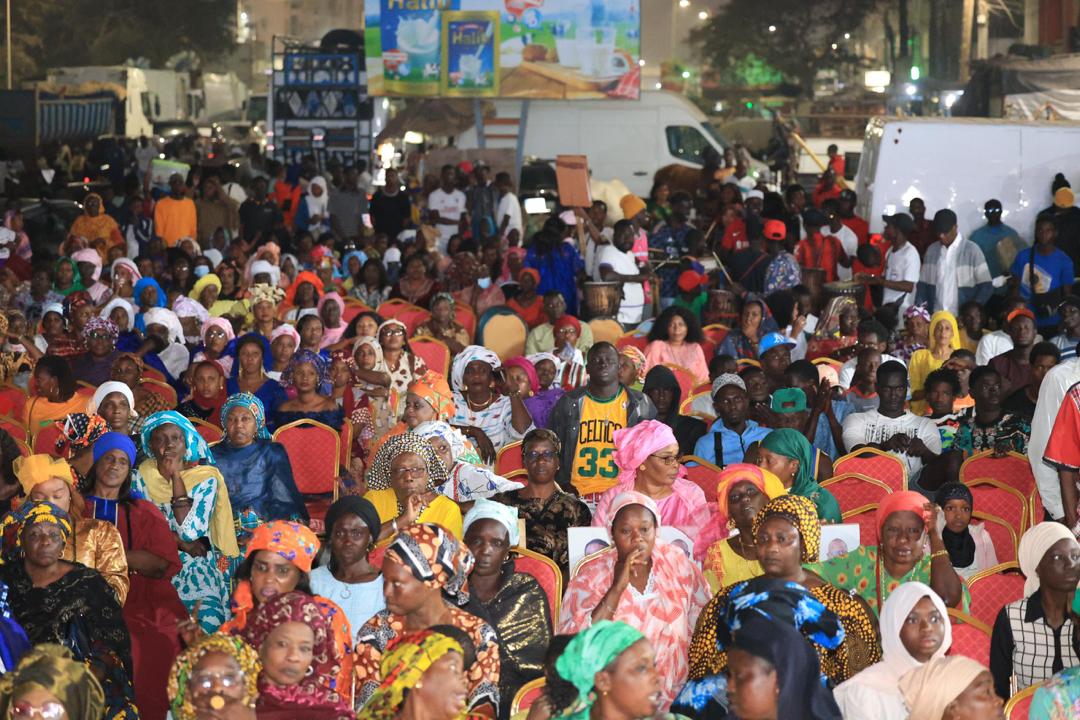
[366, 487, 463, 539]
[68, 518, 130, 605]
[702, 538, 763, 594]
[907, 348, 947, 416]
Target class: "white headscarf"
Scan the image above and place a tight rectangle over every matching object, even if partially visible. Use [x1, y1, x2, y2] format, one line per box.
[306, 176, 330, 219]
[463, 498, 521, 546]
[451, 345, 501, 393]
[88, 381, 138, 418]
[143, 307, 185, 345]
[99, 298, 135, 331]
[250, 259, 281, 287]
[879, 582, 952, 676]
[414, 420, 469, 463]
[1019, 521, 1080, 597]
[110, 257, 142, 282]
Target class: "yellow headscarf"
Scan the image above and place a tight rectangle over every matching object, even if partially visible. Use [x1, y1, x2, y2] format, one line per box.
[928, 310, 961, 351]
[168, 634, 261, 720]
[12, 454, 74, 496]
[358, 630, 465, 720]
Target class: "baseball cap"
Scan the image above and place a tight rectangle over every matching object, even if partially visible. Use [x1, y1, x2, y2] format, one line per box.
[771, 387, 807, 414]
[763, 219, 787, 241]
[746, 189, 764, 201]
[677, 270, 707, 293]
[932, 208, 958, 235]
[757, 332, 796, 358]
[711, 373, 746, 397]
[1007, 307, 1035, 324]
[882, 213, 915, 236]
[457, 160, 474, 174]
[818, 364, 840, 389]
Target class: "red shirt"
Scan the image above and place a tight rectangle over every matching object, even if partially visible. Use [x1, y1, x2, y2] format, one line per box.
[909, 218, 937, 260]
[795, 231, 844, 282]
[721, 216, 748, 254]
[842, 215, 870, 246]
[829, 155, 846, 177]
[813, 180, 842, 208]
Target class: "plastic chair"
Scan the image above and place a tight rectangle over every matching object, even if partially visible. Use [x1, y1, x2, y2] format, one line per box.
[946, 609, 992, 667]
[189, 417, 223, 445]
[842, 503, 880, 547]
[0, 385, 27, 420]
[32, 423, 64, 455]
[140, 379, 178, 409]
[514, 547, 562, 620]
[410, 337, 451, 377]
[511, 678, 546, 717]
[967, 562, 1025, 629]
[495, 441, 524, 478]
[615, 332, 649, 353]
[965, 477, 1029, 536]
[833, 448, 908, 493]
[820, 473, 893, 516]
[680, 455, 722, 503]
[589, 318, 624, 345]
[972, 511, 1019, 564]
[661, 363, 696, 402]
[960, 451, 1037, 501]
[479, 313, 528, 361]
[455, 304, 477, 342]
[0, 416, 27, 442]
[272, 419, 341, 528]
[1004, 684, 1038, 720]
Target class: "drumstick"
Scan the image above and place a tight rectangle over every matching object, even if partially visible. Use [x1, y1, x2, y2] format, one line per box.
[712, 251, 735, 287]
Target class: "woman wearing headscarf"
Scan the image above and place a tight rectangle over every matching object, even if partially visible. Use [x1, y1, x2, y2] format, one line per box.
[756, 428, 841, 523]
[642, 365, 708, 456]
[559, 491, 710, 710]
[592, 420, 714, 560]
[176, 359, 229, 427]
[168, 634, 260, 720]
[110, 353, 174, 431]
[68, 192, 124, 256]
[9, 452, 129, 603]
[2, 209, 31, 263]
[450, 345, 533, 462]
[190, 272, 233, 317]
[702, 463, 787, 592]
[617, 345, 648, 391]
[374, 318, 428, 396]
[142, 305, 190, 380]
[460, 499, 552, 716]
[71, 247, 110, 303]
[807, 490, 969, 617]
[909, 309, 962, 415]
[268, 323, 299, 381]
[499, 356, 548, 431]
[365, 369, 465, 461]
[806, 295, 860, 362]
[415, 292, 471, 355]
[81, 431, 188, 720]
[358, 628, 473, 720]
[318, 291, 348, 349]
[132, 411, 240, 632]
[900, 656, 1003, 720]
[32, 302, 77, 357]
[716, 295, 775, 360]
[0, 645, 105, 720]
[228, 333, 288, 417]
[934, 481, 998, 579]
[1, 502, 138, 718]
[415, 420, 524, 502]
[100, 298, 137, 346]
[354, 523, 502, 717]
[310, 496, 386, 636]
[343, 336, 393, 463]
[989, 521, 1080, 699]
[546, 621, 665, 720]
[295, 176, 331, 236]
[72, 316, 121, 386]
[214, 393, 308, 540]
[689, 496, 880, 684]
[250, 282, 286, 338]
[272, 348, 345, 431]
[506, 268, 545, 328]
[364, 432, 463, 540]
[51, 256, 84, 297]
[834, 581, 952, 720]
[282, 271, 323, 323]
[190, 316, 235, 376]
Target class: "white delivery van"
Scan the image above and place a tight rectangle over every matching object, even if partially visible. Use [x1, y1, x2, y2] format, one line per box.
[142, 69, 190, 123]
[455, 90, 766, 196]
[46, 66, 154, 138]
[854, 116, 1080, 238]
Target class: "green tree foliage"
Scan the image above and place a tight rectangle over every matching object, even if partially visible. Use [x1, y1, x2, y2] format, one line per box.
[3, 0, 235, 82]
[691, 0, 884, 96]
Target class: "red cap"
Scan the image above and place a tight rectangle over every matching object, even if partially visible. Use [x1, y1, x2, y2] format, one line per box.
[1007, 307, 1035, 324]
[763, 219, 787, 241]
[457, 160, 474, 174]
[677, 270, 707, 292]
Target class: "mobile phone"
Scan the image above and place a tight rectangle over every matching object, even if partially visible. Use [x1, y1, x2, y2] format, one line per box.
[362, 213, 372, 228]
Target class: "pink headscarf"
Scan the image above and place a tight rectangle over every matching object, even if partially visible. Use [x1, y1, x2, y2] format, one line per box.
[201, 317, 235, 343]
[605, 490, 662, 532]
[502, 356, 539, 394]
[270, 323, 301, 348]
[612, 420, 679, 487]
[318, 292, 347, 348]
[111, 258, 142, 282]
[72, 248, 103, 281]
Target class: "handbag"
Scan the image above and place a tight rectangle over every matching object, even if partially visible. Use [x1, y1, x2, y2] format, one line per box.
[1027, 247, 1066, 319]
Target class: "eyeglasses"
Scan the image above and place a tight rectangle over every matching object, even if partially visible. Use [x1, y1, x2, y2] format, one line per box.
[556, 327, 577, 336]
[392, 465, 427, 479]
[206, 328, 228, 338]
[524, 450, 558, 462]
[190, 670, 246, 691]
[649, 454, 680, 467]
[382, 328, 405, 336]
[12, 703, 67, 719]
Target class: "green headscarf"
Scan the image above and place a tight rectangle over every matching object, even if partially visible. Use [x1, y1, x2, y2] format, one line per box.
[53, 257, 86, 296]
[555, 620, 644, 720]
[760, 428, 841, 523]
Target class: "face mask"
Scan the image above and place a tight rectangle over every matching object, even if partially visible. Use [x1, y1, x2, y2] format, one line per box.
[193, 266, 210, 278]
[477, 277, 492, 290]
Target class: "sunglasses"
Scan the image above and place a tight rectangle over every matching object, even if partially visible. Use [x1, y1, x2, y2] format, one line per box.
[12, 703, 66, 719]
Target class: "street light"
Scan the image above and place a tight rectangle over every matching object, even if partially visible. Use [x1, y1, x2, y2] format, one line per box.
[698, 10, 708, 19]
[844, 32, 851, 39]
[768, 25, 776, 32]
[678, 0, 689, 7]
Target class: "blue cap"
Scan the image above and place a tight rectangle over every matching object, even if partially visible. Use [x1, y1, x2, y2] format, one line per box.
[757, 332, 796, 358]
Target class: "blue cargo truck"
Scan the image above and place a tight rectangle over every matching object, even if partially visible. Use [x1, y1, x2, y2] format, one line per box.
[0, 87, 119, 161]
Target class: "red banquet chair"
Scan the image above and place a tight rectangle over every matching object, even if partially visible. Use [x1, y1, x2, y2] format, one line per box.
[615, 333, 648, 353]
[820, 473, 893, 516]
[32, 423, 64, 455]
[341, 301, 372, 325]
[514, 547, 562, 619]
[1004, 685, 1038, 720]
[967, 562, 1026, 629]
[0, 385, 27, 420]
[271, 419, 341, 532]
[843, 503, 879, 547]
[140, 379, 178, 409]
[661, 364, 696, 402]
[946, 609, 992, 667]
[833, 448, 908, 493]
[0, 416, 27, 442]
[495, 441, 524, 478]
[511, 679, 546, 717]
[960, 451, 1036, 501]
[189, 417, 223, 445]
[964, 477, 1029, 537]
[680, 455, 722, 503]
[972, 511, 1019, 564]
[410, 337, 451, 377]
[455, 304, 477, 342]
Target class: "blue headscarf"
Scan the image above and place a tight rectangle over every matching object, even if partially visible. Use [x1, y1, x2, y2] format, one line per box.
[133, 278, 167, 333]
[342, 250, 368, 279]
[220, 393, 271, 441]
[281, 348, 332, 396]
[139, 411, 215, 464]
[92, 432, 137, 466]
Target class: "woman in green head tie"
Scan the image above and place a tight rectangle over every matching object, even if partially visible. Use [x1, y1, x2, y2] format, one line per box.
[756, 428, 841, 523]
[550, 620, 675, 720]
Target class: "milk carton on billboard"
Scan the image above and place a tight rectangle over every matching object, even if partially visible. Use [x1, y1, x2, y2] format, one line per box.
[381, 0, 458, 96]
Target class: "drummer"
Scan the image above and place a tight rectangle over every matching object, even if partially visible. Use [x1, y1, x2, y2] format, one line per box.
[795, 208, 850, 284]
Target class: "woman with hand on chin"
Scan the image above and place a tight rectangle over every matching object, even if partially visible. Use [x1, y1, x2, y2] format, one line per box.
[167, 634, 260, 720]
[363, 433, 463, 540]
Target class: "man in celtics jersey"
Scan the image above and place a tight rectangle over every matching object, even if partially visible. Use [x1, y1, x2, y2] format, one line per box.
[550, 342, 657, 504]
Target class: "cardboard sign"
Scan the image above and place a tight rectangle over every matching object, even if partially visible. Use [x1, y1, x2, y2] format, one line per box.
[555, 154, 591, 208]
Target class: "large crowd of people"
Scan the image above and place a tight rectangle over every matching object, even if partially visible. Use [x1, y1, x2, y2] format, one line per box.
[0, 141, 1079, 720]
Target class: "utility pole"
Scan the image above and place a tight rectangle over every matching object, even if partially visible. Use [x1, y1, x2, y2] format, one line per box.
[5, 0, 12, 90]
[959, 0, 974, 82]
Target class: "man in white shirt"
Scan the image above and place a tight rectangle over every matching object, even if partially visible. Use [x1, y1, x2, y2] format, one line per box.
[596, 219, 651, 326]
[915, 208, 993, 317]
[1030, 357, 1080, 521]
[823, 201, 859, 281]
[841, 361, 942, 488]
[974, 299, 1044, 366]
[837, 319, 905, 389]
[865, 212, 920, 316]
[427, 164, 467, 253]
[494, 172, 523, 244]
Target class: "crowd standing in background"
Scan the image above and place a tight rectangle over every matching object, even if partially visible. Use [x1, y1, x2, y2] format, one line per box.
[3, 138, 1080, 719]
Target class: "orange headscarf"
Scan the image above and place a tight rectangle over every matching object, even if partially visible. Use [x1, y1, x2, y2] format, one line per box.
[876, 491, 929, 534]
[284, 270, 325, 307]
[408, 371, 456, 420]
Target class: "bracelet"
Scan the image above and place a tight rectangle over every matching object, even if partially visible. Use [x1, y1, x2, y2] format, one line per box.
[930, 549, 949, 561]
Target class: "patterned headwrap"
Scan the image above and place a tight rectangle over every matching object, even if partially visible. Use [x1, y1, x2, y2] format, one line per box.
[168, 634, 260, 720]
[82, 316, 118, 343]
[139, 411, 215, 464]
[407, 371, 456, 420]
[54, 413, 109, 457]
[12, 455, 74, 496]
[360, 630, 465, 720]
[413, 421, 469, 464]
[555, 621, 645, 720]
[502, 356, 539, 394]
[221, 392, 271, 441]
[0, 645, 105, 720]
[384, 523, 475, 603]
[5, 501, 74, 549]
[244, 521, 320, 573]
[714, 464, 787, 527]
[715, 577, 845, 655]
[241, 591, 342, 692]
[450, 345, 501, 393]
[751, 495, 821, 563]
[618, 346, 648, 385]
[905, 303, 931, 322]
[463, 498, 520, 547]
[250, 282, 286, 307]
[365, 432, 449, 492]
[63, 290, 93, 316]
[282, 349, 333, 396]
[429, 291, 456, 312]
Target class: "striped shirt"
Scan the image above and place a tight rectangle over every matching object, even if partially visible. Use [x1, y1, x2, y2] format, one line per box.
[990, 591, 1080, 698]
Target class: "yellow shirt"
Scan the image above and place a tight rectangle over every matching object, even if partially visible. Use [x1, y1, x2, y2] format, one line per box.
[908, 348, 947, 416]
[365, 487, 463, 539]
[570, 389, 628, 496]
[703, 538, 763, 594]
